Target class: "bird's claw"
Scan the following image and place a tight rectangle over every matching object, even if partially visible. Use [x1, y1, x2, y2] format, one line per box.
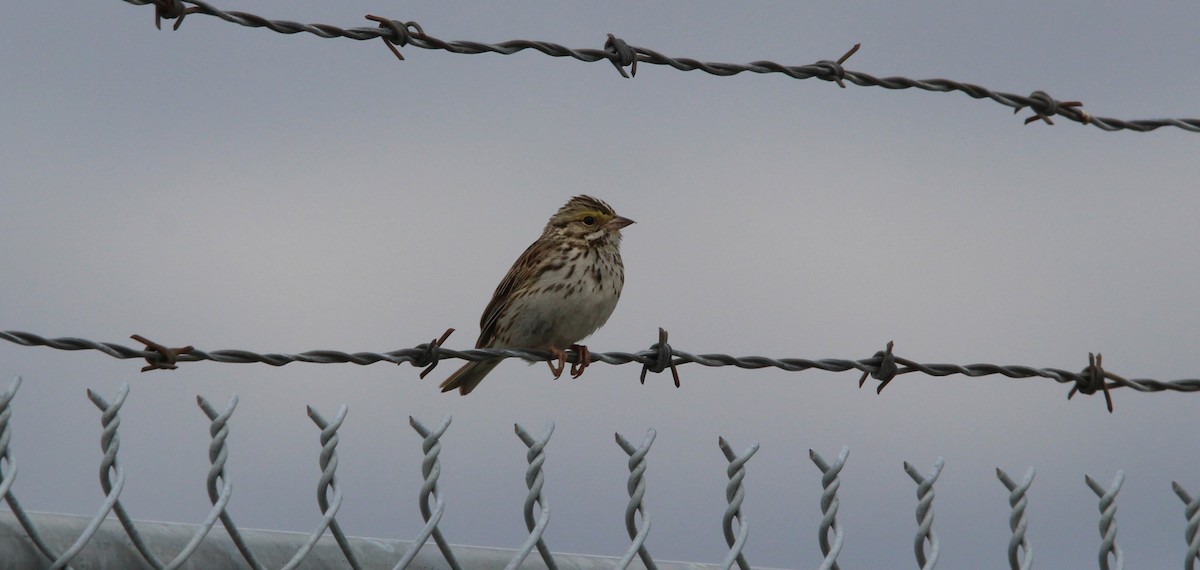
[569, 344, 590, 378]
[546, 345, 591, 379]
[547, 346, 567, 379]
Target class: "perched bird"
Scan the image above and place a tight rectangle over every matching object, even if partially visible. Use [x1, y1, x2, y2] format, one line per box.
[440, 195, 634, 395]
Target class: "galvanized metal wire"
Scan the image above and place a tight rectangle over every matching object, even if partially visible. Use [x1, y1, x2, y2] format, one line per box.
[4, 330, 1199, 413]
[810, 446, 848, 570]
[512, 422, 557, 570]
[2, 378, 1200, 567]
[1087, 472, 1126, 570]
[615, 429, 657, 570]
[718, 437, 757, 570]
[905, 458, 944, 570]
[196, 394, 264, 569]
[1173, 482, 1200, 570]
[118, 0, 1200, 132]
[406, 415, 461, 570]
[996, 467, 1036, 570]
[305, 405, 359, 570]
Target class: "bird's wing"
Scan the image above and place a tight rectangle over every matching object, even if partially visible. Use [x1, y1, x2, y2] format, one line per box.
[476, 239, 541, 348]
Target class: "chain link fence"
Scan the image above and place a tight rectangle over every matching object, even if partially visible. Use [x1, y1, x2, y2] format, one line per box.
[2, 374, 1198, 569]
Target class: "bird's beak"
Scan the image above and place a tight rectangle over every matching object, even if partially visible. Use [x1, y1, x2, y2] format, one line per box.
[607, 215, 635, 230]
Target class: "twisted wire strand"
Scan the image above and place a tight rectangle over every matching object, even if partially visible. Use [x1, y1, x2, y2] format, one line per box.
[84, 387, 233, 570]
[118, 0, 1200, 132]
[300, 405, 358, 570]
[0, 377, 77, 567]
[718, 437, 758, 570]
[512, 422, 557, 570]
[905, 458, 944, 570]
[615, 429, 657, 570]
[1086, 472, 1125, 570]
[0, 379, 19, 516]
[1171, 482, 1200, 570]
[35, 388, 135, 570]
[89, 386, 163, 568]
[810, 446, 849, 570]
[406, 415, 461, 570]
[197, 395, 266, 570]
[996, 467, 1035, 570]
[4, 331, 1198, 405]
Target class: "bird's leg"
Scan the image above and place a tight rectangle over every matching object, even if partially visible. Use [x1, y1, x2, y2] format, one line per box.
[546, 346, 567, 379]
[568, 344, 590, 379]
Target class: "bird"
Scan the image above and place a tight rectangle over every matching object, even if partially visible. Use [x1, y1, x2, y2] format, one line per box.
[440, 195, 634, 395]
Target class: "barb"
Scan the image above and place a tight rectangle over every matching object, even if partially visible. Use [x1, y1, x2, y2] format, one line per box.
[615, 429, 657, 570]
[1086, 472, 1125, 570]
[718, 437, 758, 570]
[5, 330, 1197, 405]
[605, 34, 637, 78]
[996, 467, 1035, 570]
[810, 447, 849, 570]
[1069, 352, 1115, 412]
[905, 458, 944, 570]
[131, 334, 194, 372]
[364, 14, 422, 62]
[639, 328, 680, 388]
[858, 340, 898, 393]
[413, 328, 455, 380]
[116, 0, 1200, 132]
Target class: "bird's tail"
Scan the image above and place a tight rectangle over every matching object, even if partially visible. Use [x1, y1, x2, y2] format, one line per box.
[439, 359, 501, 395]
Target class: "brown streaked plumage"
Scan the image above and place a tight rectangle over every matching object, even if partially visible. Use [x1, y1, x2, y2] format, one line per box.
[439, 195, 633, 395]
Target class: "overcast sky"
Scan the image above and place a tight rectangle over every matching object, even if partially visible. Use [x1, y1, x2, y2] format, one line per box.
[3, 1, 1199, 568]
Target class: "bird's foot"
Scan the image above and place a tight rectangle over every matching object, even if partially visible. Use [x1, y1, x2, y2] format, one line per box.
[547, 346, 567, 379]
[545, 345, 591, 379]
[568, 344, 590, 379]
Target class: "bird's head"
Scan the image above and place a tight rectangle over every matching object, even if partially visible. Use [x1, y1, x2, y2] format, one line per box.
[545, 195, 634, 244]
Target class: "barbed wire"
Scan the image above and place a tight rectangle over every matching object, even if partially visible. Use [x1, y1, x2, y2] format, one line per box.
[3, 329, 1199, 412]
[120, 0, 1200, 133]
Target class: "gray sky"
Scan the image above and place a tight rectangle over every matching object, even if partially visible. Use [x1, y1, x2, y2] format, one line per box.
[3, 1, 1199, 568]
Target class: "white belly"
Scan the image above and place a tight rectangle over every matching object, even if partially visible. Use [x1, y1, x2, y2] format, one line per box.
[500, 257, 623, 350]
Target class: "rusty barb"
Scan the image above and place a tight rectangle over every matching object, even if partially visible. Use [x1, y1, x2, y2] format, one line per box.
[816, 43, 861, 88]
[604, 33, 637, 78]
[1015, 90, 1091, 126]
[639, 328, 681, 388]
[858, 340, 898, 393]
[148, 0, 188, 30]
[414, 328, 455, 379]
[130, 334, 194, 372]
[365, 14, 427, 62]
[1069, 352, 1115, 413]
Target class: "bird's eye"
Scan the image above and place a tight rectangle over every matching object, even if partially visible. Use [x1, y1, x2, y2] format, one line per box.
[582, 215, 597, 226]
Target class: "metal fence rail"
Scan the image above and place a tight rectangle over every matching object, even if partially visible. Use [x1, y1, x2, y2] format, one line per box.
[1, 377, 1198, 569]
[120, 0, 1200, 133]
[0, 512, 733, 570]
